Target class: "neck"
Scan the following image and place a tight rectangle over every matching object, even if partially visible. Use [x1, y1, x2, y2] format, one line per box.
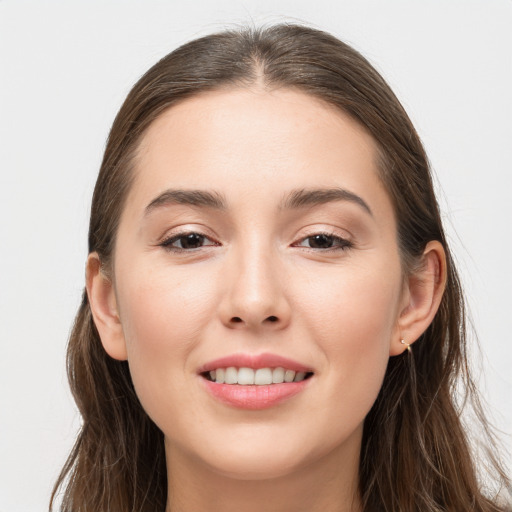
[164, 432, 362, 512]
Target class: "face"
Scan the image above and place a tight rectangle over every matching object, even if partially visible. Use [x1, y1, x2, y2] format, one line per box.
[110, 89, 407, 479]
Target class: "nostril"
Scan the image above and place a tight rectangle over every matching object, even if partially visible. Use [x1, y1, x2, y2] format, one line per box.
[228, 315, 279, 325]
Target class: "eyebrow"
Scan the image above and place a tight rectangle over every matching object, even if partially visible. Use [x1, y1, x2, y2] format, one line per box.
[145, 189, 227, 215]
[280, 187, 373, 216]
[144, 187, 372, 216]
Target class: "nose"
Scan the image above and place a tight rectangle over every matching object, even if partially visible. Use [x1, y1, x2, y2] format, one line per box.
[218, 242, 292, 331]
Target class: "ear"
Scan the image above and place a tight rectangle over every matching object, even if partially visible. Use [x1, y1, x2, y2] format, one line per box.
[390, 241, 447, 356]
[86, 252, 128, 361]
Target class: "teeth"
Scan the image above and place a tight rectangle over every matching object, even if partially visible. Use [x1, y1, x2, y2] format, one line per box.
[254, 368, 272, 385]
[225, 367, 238, 384]
[238, 367, 255, 385]
[284, 369, 296, 383]
[294, 371, 306, 382]
[208, 367, 309, 385]
[215, 368, 225, 384]
[272, 367, 285, 384]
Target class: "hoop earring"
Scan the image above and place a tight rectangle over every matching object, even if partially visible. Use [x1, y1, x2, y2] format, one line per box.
[401, 339, 411, 352]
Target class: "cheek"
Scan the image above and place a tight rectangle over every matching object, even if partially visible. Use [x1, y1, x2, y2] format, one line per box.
[119, 271, 210, 351]
[301, 257, 402, 347]
[297, 258, 401, 421]
[114, 262, 217, 412]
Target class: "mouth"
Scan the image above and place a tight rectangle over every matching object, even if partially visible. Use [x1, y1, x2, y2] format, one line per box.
[201, 367, 314, 385]
[198, 353, 314, 409]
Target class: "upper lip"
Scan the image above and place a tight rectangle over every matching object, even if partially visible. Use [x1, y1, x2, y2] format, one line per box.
[198, 353, 313, 374]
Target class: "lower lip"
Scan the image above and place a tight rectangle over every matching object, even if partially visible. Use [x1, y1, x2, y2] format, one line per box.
[201, 378, 311, 410]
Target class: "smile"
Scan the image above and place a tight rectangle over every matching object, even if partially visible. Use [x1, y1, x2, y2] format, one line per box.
[199, 353, 314, 409]
[204, 367, 312, 385]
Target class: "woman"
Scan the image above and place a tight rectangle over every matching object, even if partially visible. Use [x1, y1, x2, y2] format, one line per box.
[50, 24, 511, 511]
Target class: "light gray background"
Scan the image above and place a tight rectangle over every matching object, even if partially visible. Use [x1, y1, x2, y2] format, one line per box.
[1, 1, 511, 510]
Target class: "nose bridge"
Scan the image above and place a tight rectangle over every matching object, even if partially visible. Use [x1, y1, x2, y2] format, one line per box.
[220, 232, 290, 330]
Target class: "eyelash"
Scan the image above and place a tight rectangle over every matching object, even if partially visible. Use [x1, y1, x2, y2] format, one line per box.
[159, 231, 219, 253]
[159, 230, 353, 254]
[293, 231, 353, 252]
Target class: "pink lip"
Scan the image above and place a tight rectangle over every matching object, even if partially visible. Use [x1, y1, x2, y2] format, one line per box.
[198, 352, 312, 373]
[201, 379, 310, 410]
[197, 353, 314, 410]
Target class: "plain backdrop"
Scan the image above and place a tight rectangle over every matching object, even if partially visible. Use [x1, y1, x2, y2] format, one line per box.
[1, 1, 511, 510]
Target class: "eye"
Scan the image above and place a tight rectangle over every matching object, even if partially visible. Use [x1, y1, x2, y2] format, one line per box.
[295, 232, 352, 251]
[160, 232, 218, 251]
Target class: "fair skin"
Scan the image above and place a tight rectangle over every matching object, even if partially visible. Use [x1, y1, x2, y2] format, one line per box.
[87, 88, 446, 512]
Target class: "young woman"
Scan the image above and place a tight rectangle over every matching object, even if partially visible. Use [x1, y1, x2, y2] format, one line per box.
[50, 24, 511, 512]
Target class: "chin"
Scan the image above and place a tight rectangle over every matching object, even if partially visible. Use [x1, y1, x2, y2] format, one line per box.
[183, 425, 354, 482]
[203, 449, 307, 481]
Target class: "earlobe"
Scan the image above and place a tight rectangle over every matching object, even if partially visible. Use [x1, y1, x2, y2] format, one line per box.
[86, 253, 128, 361]
[390, 241, 447, 356]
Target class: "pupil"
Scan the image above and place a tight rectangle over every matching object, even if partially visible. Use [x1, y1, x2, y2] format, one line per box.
[310, 234, 333, 248]
[182, 233, 204, 249]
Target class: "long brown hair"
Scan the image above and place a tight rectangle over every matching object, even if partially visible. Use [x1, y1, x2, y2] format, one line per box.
[51, 24, 511, 511]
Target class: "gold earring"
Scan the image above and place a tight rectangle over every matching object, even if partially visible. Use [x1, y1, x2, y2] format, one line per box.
[401, 339, 411, 352]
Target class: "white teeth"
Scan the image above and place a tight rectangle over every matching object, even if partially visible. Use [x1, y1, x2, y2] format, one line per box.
[225, 367, 238, 384]
[284, 370, 296, 383]
[237, 367, 255, 385]
[272, 367, 285, 384]
[215, 368, 225, 384]
[254, 368, 273, 385]
[294, 371, 306, 382]
[210, 366, 309, 385]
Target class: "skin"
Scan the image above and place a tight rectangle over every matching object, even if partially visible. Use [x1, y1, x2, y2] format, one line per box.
[87, 88, 446, 512]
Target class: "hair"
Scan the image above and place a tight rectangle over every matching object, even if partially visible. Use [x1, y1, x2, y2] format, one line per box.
[51, 24, 511, 511]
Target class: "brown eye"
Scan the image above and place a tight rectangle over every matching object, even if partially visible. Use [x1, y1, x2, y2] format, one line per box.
[296, 233, 352, 251]
[161, 232, 217, 251]
[307, 234, 335, 249]
[177, 233, 205, 249]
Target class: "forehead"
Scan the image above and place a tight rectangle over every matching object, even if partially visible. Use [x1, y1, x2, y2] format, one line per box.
[127, 88, 392, 219]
